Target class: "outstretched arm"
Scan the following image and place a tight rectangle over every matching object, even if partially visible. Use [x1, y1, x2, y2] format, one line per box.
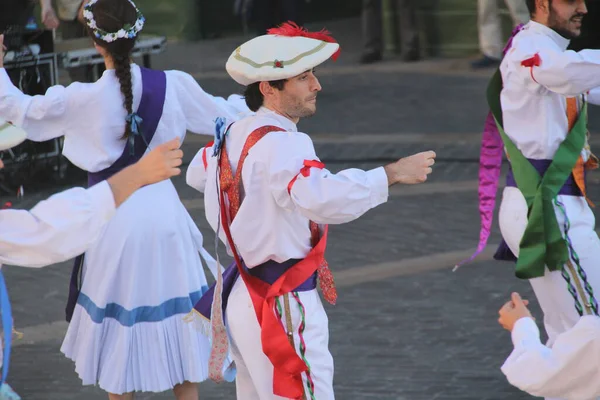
[268, 132, 435, 224]
[0, 139, 183, 268]
[510, 35, 600, 96]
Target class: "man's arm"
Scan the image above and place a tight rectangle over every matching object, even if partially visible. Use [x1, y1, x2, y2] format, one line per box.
[512, 36, 600, 96]
[498, 293, 600, 400]
[268, 132, 435, 224]
[0, 139, 182, 268]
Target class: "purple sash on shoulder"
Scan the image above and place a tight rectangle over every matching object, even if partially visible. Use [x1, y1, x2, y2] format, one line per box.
[65, 67, 167, 322]
[194, 259, 317, 320]
[88, 68, 167, 186]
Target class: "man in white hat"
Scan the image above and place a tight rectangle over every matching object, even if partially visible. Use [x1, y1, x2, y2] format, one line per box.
[187, 22, 436, 400]
[0, 120, 182, 400]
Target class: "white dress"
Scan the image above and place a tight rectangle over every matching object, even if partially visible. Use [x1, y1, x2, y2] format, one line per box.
[0, 64, 250, 394]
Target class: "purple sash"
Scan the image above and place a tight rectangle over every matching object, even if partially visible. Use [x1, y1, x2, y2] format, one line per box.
[194, 259, 317, 320]
[494, 158, 583, 262]
[65, 67, 167, 322]
[88, 68, 167, 186]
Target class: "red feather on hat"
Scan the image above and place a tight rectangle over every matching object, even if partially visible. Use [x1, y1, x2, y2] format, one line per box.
[267, 21, 341, 61]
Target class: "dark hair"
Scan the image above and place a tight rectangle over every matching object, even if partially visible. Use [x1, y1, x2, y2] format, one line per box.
[243, 80, 287, 112]
[87, 0, 138, 139]
[526, 0, 552, 16]
[526, 0, 535, 15]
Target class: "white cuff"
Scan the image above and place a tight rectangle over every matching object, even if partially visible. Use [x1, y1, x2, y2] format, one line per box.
[366, 167, 389, 207]
[511, 317, 541, 348]
[86, 181, 117, 222]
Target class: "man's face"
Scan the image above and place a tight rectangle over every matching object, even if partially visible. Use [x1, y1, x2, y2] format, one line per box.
[273, 69, 322, 121]
[540, 0, 587, 39]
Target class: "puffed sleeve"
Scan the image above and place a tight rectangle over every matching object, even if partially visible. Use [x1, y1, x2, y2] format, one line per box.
[266, 131, 389, 224]
[0, 68, 87, 142]
[507, 35, 600, 96]
[0, 181, 116, 268]
[501, 316, 600, 400]
[169, 70, 251, 135]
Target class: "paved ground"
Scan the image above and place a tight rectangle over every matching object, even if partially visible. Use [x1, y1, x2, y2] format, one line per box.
[2, 17, 600, 400]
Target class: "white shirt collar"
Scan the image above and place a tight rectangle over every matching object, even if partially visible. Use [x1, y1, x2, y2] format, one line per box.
[257, 107, 298, 132]
[527, 21, 571, 51]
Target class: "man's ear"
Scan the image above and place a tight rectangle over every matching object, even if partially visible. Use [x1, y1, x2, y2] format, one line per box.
[259, 81, 275, 98]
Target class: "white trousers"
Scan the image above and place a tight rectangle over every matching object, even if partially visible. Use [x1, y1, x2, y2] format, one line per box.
[477, 0, 530, 59]
[499, 187, 600, 400]
[226, 277, 335, 400]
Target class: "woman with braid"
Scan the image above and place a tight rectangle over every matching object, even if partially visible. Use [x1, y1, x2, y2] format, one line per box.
[0, 0, 249, 398]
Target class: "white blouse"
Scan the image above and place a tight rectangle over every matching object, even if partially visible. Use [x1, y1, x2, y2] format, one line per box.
[0, 64, 249, 172]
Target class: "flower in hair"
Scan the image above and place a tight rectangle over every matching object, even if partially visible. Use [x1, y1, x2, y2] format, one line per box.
[83, 0, 145, 43]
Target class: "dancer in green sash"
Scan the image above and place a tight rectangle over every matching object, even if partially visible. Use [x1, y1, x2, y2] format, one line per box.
[480, 0, 600, 398]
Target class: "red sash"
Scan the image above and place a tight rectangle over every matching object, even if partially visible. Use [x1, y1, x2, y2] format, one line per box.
[218, 125, 330, 399]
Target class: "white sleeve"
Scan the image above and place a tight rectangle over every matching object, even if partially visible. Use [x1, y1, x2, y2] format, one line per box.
[510, 36, 600, 96]
[0, 68, 77, 142]
[170, 71, 251, 136]
[186, 144, 214, 193]
[0, 181, 116, 268]
[267, 132, 389, 224]
[587, 87, 600, 106]
[501, 316, 600, 400]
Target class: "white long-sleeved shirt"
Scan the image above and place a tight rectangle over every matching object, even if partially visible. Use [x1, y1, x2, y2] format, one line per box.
[0, 181, 115, 268]
[500, 21, 600, 161]
[0, 64, 248, 172]
[501, 316, 600, 400]
[186, 107, 389, 267]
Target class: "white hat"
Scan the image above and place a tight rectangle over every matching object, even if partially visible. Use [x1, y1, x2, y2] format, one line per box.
[226, 22, 341, 86]
[0, 119, 26, 151]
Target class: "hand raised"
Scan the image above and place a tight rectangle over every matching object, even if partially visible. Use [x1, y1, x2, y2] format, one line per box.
[384, 150, 436, 185]
[498, 292, 533, 332]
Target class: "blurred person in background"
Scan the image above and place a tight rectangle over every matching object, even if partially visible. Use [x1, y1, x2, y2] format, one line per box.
[471, 0, 529, 69]
[39, 0, 95, 82]
[360, 0, 420, 64]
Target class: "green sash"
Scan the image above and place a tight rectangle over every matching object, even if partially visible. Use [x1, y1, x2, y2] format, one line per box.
[487, 68, 587, 279]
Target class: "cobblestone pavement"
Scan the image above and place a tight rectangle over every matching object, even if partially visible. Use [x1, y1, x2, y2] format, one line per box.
[3, 17, 600, 400]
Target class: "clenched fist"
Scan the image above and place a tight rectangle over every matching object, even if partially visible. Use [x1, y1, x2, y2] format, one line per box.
[498, 292, 533, 332]
[384, 150, 436, 185]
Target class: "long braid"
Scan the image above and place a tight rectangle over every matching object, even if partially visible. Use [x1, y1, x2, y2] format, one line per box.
[113, 54, 134, 140]
[84, 0, 139, 140]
